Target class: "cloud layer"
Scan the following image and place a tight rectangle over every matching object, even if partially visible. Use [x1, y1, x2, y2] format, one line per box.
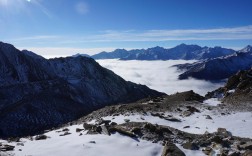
[97, 59, 224, 95]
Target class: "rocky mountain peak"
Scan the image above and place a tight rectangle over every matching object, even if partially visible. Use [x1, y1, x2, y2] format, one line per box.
[240, 45, 252, 53]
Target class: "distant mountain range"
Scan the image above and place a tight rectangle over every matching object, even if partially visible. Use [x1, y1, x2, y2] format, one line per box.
[175, 45, 252, 80]
[74, 44, 237, 60]
[0, 41, 163, 137]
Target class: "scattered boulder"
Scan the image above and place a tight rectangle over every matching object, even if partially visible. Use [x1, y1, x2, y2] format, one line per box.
[62, 128, 69, 132]
[206, 115, 212, 120]
[130, 127, 142, 135]
[76, 128, 84, 132]
[110, 122, 118, 126]
[202, 147, 213, 155]
[164, 117, 181, 122]
[35, 135, 47, 140]
[186, 106, 200, 113]
[242, 150, 252, 156]
[124, 119, 130, 123]
[89, 141, 96, 144]
[59, 132, 71, 136]
[83, 123, 93, 130]
[144, 123, 157, 132]
[16, 143, 24, 146]
[0, 144, 15, 151]
[217, 128, 232, 137]
[97, 119, 111, 125]
[182, 111, 192, 117]
[239, 142, 252, 150]
[110, 127, 136, 138]
[228, 152, 241, 156]
[101, 125, 111, 136]
[161, 142, 186, 156]
[182, 142, 199, 150]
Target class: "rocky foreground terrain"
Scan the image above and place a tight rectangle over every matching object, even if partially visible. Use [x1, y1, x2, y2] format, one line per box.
[1, 90, 252, 156]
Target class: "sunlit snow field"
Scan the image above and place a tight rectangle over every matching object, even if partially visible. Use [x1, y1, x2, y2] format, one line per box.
[97, 59, 224, 95]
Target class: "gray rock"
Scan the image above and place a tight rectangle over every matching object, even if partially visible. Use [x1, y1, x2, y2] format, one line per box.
[239, 142, 252, 150]
[206, 115, 212, 120]
[202, 147, 213, 155]
[242, 150, 252, 156]
[76, 128, 84, 132]
[101, 125, 111, 136]
[182, 142, 199, 150]
[83, 123, 93, 130]
[161, 142, 186, 156]
[35, 135, 47, 140]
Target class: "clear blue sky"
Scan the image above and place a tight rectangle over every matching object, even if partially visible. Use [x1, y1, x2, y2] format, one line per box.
[0, 0, 252, 57]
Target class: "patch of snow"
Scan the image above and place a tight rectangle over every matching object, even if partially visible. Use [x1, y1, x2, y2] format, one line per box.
[100, 111, 252, 138]
[204, 98, 222, 106]
[2, 124, 162, 156]
[227, 89, 235, 93]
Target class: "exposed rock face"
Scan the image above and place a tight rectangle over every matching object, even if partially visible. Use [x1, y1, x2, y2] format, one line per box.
[75, 44, 236, 61]
[206, 68, 252, 105]
[176, 45, 252, 80]
[0, 41, 164, 138]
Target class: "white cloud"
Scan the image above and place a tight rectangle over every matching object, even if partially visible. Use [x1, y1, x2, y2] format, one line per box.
[75, 1, 89, 15]
[97, 59, 224, 95]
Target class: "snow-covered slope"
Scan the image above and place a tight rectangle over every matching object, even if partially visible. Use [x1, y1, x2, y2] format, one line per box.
[0, 41, 163, 138]
[1, 93, 251, 156]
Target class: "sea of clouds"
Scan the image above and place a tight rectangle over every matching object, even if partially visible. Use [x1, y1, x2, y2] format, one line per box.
[97, 59, 224, 95]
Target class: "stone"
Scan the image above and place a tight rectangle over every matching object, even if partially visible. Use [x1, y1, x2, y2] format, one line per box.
[164, 117, 181, 122]
[186, 106, 200, 113]
[228, 152, 241, 156]
[161, 142, 186, 156]
[101, 125, 110, 136]
[202, 147, 213, 155]
[0, 144, 15, 151]
[124, 119, 130, 123]
[217, 128, 232, 137]
[59, 132, 71, 136]
[210, 135, 223, 143]
[35, 135, 47, 140]
[110, 122, 118, 126]
[110, 127, 136, 138]
[239, 142, 252, 150]
[16, 143, 24, 146]
[76, 128, 84, 132]
[242, 150, 252, 156]
[62, 128, 69, 131]
[183, 126, 190, 129]
[97, 119, 111, 125]
[182, 142, 199, 150]
[182, 111, 192, 117]
[83, 123, 93, 130]
[95, 126, 102, 133]
[144, 123, 156, 132]
[206, 115, 212, 120]
[89, 141, 96, 144]
[130, 127, 142, 135]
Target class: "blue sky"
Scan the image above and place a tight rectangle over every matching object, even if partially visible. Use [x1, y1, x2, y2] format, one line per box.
[0, 0, 252, 57]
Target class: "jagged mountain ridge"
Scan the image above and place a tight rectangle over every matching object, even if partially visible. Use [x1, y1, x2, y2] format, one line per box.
[75, 44, 236, 60]
[176, 45, 252, 80]
[0, 41, 163, 138]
